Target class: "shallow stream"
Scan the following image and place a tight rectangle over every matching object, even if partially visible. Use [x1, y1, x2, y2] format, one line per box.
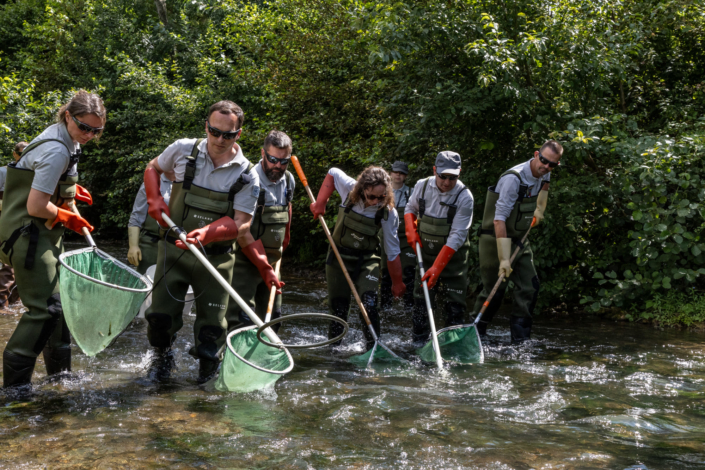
[0, 240, 704, 469]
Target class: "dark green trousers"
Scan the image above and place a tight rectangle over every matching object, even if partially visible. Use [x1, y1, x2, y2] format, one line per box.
[226, 250, 282, 331]
[136, 230, 160, 275]
[145, 240, 234, 363]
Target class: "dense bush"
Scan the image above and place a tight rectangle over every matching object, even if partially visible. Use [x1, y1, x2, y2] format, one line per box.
[0, 0, 703, 319]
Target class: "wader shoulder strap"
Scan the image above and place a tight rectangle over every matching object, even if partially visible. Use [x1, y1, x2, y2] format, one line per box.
[499, 169, 528, 201]
[440, 189, 463, 224]
[419, 179, 429, 218]
[228, 161, 255, 202]
[182, 138, 203, 190]
[60, 148, 81, 181]
[374, 206, 388, 226]
[12, 139, 72, 168]
[285, 170, 293, 204]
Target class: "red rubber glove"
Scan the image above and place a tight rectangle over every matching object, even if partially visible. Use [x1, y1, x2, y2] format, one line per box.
[241, 239, 285, 294]
[309, 173, 335, 219]
[51, 208, 94, 234]
[74, 184, 93, 205]
[282, 204, 292, 251]
[421, 245, 456, 290]
[175, 216, 239, 250]
[405, 213, 422, 249]
[387, 255, 406, 299]
[144, 167, 170, 228]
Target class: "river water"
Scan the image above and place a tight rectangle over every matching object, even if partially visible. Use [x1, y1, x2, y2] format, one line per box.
[0, 240, 704, 469]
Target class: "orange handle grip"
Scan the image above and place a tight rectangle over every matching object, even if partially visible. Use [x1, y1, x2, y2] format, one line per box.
[291, 156, 308, 187]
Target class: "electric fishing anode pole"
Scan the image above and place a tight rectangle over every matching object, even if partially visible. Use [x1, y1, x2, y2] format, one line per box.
[291, 156, 402, 360]
[161, 213, 283, 347]
[264, 258, 282, 323]
[415, 243, 443, 370]
[473, 222, 534, 326]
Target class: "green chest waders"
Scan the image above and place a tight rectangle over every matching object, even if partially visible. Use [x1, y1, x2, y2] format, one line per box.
[135, 213, 162, 274]
[327, 201, 387, 351]
[0, 139, 79, 386]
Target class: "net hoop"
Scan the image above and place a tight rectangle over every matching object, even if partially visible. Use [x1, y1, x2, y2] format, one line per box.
[58, 247, 152, 293]
[434, 323, 485, 364]
[226, 326, 294, 375]
[256, 313, 349, 349]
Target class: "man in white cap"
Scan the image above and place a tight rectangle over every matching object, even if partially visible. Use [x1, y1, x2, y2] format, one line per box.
[404, 151, 474, 344]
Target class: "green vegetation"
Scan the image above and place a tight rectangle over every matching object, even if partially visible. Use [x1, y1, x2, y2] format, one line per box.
[0, 0, 703, 322]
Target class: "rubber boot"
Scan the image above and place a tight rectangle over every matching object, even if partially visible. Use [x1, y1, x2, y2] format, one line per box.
[146, 348, 176, 381]
[379, 268, 393, 310]
[197, 359, 219, 384]
[42, 346, 71, 376]
[412, 298, 430, 346]
[510, 316, 533, 344]
[402, 265, 416, 312]
[3, 350, 36, 388]
[445, 302, 466, 328]
[328, 297, 350, 347]
[361, 291, 380, 351]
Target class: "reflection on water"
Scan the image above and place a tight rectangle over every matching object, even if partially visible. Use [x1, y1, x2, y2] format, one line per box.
[0, 239, 704, 468]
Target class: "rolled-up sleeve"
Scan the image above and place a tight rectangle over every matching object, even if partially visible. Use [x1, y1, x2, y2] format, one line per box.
[382, 207, 401, 260]
[494, 175, 521, 222]
[445, 189, 474, 251]
[404, 180, 423, 216]
[233, 167, 260, 216]
[128, 184, 149, 228]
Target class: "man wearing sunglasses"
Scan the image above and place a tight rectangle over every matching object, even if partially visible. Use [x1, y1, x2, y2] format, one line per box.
[142, 100, 279, 384]
[473, 140, 563, 344]
[405, 151, 475, 345]
[226, 130, 295, 333]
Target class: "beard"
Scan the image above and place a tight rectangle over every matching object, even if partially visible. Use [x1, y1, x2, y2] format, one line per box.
[264, 166, 285, 181]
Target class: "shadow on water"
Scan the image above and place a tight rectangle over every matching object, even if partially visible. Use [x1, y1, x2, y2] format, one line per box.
[0, 239, 703, 468]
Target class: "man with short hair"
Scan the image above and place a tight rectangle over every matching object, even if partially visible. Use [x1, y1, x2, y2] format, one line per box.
[142, 100, 281, 383]
[472, 140, 563, 343]
[405, 151, 474, 344]
[0, 142, 27, 310]
[380, 161, 416, 310]
[226, 130, 295, 332]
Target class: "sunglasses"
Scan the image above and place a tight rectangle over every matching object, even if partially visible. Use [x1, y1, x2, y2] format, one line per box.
[437, 173, 459, 181]
[264, 150, 291, 166]
[538, 151, 560, 168]
[71, 115, 103, 135]
[365, 193, 387, 202]
[206, 121, 241, 140]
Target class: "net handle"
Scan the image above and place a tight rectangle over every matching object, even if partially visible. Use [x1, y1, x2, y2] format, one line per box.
[67, 201, 96, 248]
[255, 313, 349, 349]
[58, 247, 153, 293]
[416, 242, 443, 370]
[265, 258, 282, 323]
[226, 326, 294, 375]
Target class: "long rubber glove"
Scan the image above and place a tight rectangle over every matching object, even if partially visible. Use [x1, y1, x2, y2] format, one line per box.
[51, 208, 94, 233]
[127, 226, 141, 267]
[241, 239, 285, 294]
[497, 237, 513, 281]
[421, 245, 455, 289]
[144, 167, 169, 228]
[74, 184, 93, 205]
[405, 213, 422, 249]
[175, 216, 239, 250]
[310, 173, 335, 219]
[282, 204, 292, 251]
[532, 190, 548, 227]
[387, 255, 407, 298]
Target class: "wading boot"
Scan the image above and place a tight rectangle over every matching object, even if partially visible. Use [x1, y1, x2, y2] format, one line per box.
[445, 302, 466, 328]
[146, 348, 176, 381]
[197, 359, 220, 384]
[3, 351, 36, 388]
[412, 298, 430, 347]
[361, 291, 381, 351]
[510, 316, 533, 344]
[43, 346, 71, 376]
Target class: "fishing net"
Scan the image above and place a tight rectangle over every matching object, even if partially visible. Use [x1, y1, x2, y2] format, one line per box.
[59, 247, 152, 357]
[215, 326, 293, 393]
[348, 342, 408, 368]
[417, 324, 484, 364]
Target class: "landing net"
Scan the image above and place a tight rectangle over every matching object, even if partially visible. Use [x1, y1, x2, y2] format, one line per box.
[417, 324, 484, 364]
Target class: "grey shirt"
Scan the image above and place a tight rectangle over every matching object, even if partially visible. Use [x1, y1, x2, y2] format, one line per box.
[494, 159, 551, 222]
[405, 176, 475, 252]
[393, 184, 412, 211]
[0, 167, 7, 192]
[328, 168, 401, 261]
[128, 174, 174, 228]
[16, 123, 79, 194]
[157, 138, 260, 216]
[255, 161, 295, 207]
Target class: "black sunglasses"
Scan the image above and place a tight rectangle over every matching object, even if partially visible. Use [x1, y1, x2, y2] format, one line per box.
[437, 173, 459, 181]
[365, 193, 387, 202]
[206, 121, 241, 140]
[71, 115, 103, 135]
[538, 151, 560, 168]
[264, 150, 291, 166]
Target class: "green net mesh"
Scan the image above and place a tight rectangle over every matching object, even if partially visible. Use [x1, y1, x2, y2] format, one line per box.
[215, 328, 292, 393]
[417, 325, 483, 364]
[59, 248, 151, 357]
[348, 342, 407, 368]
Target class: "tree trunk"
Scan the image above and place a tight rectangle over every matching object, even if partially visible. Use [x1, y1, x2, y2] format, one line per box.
[154, 0, 168, 26]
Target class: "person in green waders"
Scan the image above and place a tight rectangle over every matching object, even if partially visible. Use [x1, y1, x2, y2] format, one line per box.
[126, 170, 175, 274]
[0, 90, 103, 388]
[0, 141, 28, 311]
[472, 140, 563, 343]
[142, 100, 281, 383]
[405, 151, 475, 345]
[310, 166, 406, 350]
[380, 161, 416, 311]
[226, 130, 294, 332]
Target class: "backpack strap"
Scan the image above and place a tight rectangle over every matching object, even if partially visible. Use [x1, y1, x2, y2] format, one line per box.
[228, 161, 255, 202]
[183, 138, 203, 190]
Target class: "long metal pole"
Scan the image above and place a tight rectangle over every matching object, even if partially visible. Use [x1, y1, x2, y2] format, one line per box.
[416, 243, 443, 369]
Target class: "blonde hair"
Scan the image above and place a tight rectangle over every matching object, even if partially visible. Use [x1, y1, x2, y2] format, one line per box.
[348, 166, 394, 209]
[56, 90, 107, 139]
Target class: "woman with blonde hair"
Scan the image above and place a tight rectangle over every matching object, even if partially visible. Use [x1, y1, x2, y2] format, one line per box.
[0, 90, 104, 388]
[310, 165, 406, 350]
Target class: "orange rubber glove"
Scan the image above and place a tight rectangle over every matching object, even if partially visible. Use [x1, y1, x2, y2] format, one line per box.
[309, 173, 335, 219]
[421, 245, 456, 289]
[241, 239, 285, 294]
[144, 167, 169, 228]
[282, 204, 292, 251]
[74, 184, 93, 205]
[51, 208, 94, 234]
[405, 213, 422, 249]
[175, 216, 239, 249]
[387, 255, 407, 299]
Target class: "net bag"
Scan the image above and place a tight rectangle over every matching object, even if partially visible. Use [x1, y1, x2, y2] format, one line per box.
[348, 342, 407, 368]
[417, 324, 484, 364]
[215, 326, 293, 393]
[59, 247, 152, 357]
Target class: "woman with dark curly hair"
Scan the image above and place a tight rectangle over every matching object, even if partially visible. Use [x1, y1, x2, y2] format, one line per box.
[310, 165, 406, 351]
